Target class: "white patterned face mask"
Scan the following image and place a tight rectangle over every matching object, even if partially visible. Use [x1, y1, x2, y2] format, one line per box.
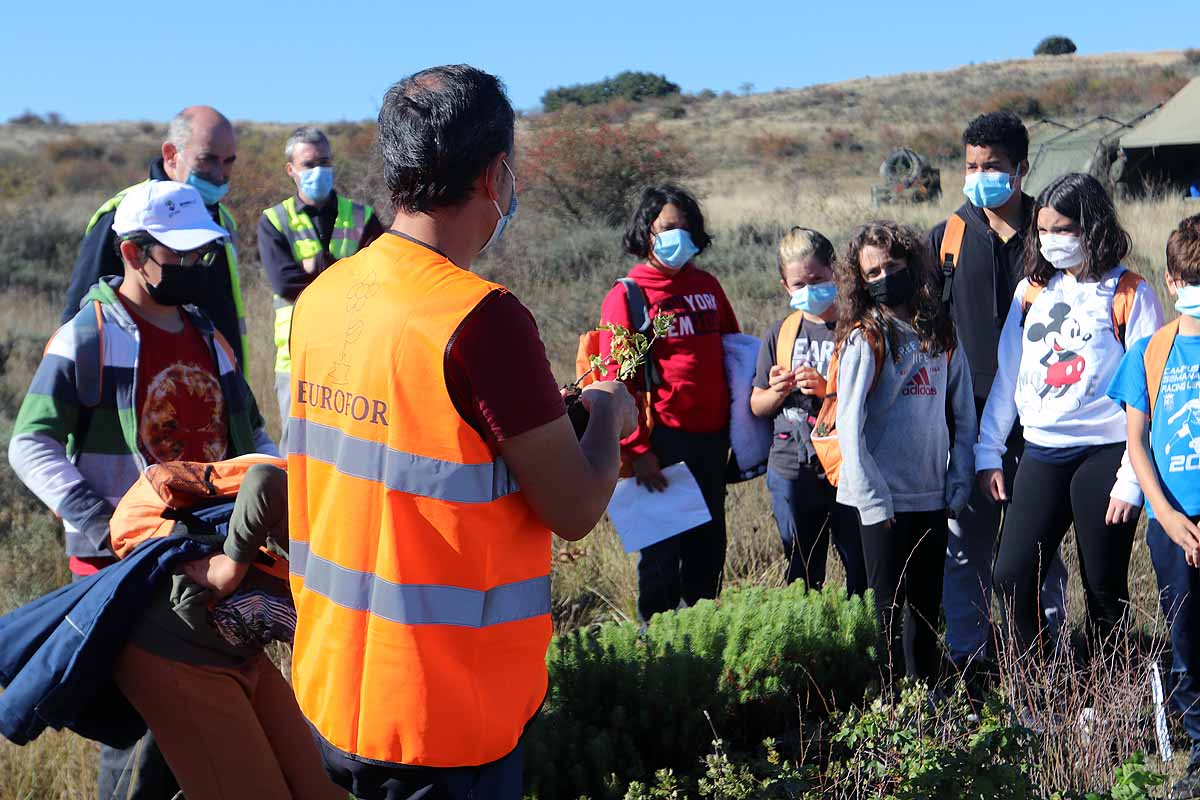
[1039, 233, 1085, 271]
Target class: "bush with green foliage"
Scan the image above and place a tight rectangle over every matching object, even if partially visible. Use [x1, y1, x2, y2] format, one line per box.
[520, 112, 692, 225]
[523, 582, 878, 799]
[572, 684, 1167, 800]
[1035, 36, 1077, 56]
[542, 71, 681, 112]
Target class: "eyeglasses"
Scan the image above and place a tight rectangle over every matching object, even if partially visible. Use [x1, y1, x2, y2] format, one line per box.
[142, 245, 219, 268]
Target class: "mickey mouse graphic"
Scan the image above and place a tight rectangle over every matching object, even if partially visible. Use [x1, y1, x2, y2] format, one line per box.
[1026, 302, 1092, 399]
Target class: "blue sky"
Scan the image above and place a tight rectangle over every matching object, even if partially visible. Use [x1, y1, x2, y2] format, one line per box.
[4, 0, 1197, 123]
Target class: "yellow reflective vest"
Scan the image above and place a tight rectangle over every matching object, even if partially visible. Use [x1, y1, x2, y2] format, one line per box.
[262, 195, 374, 374]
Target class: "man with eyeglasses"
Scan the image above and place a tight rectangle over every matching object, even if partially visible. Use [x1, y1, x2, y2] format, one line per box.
[9, 180, 278, 800]
[60, 106, 250, 377]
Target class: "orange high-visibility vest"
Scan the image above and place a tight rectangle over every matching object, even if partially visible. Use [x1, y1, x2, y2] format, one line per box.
[286, 233, 552, 768]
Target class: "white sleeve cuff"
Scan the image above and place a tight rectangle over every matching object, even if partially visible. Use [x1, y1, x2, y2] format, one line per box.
[1109, 479, 1144, 508]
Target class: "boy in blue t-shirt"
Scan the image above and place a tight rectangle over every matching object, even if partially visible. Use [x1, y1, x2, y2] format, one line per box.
[1108, 214, 1200, 800]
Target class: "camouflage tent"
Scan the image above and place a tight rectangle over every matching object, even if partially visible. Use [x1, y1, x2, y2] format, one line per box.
[1117, 77, 1200, 196]
[1023, 115, 1144, 198]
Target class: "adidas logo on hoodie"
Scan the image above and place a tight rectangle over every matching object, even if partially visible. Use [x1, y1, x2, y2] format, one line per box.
[902, 367, 938, 397]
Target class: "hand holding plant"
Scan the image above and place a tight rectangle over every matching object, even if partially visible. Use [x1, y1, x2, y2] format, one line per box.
[580, 312, 674, 386]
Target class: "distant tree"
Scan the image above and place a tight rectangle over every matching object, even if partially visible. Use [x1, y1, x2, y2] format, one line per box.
[541, 71, 680, 112]
[1035, 36, 1077, 56]
[521, 111, 691, 225]
[7, 110, 45, 126]
[1185, 48, 1200, 65]
[739, 81, 755, 96]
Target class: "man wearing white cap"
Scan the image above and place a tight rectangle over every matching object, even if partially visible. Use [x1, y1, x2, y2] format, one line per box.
[8, 180, 278, 800]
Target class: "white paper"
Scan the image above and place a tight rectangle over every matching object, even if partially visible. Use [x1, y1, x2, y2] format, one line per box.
[606, 462, 713, 553]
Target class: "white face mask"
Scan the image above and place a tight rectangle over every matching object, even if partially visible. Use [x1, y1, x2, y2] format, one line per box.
[1039, 233, 1085, 271]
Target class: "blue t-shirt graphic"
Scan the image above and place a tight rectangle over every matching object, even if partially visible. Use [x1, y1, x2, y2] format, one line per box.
[1108, 332, 1200, 519]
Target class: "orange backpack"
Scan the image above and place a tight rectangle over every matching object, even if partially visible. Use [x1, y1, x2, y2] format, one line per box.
[1019, 269, 1144, 346]
[810, 330, 886, 486]
[109, 455, 289, 580]
[575, 279, 659, 474]
[1145, 318, 1181, 420]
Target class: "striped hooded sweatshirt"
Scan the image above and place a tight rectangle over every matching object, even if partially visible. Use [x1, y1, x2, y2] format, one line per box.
[8, 277, 278, 560]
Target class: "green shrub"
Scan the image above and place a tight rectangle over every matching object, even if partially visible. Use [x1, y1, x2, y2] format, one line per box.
[1035, 36, 1077, 56]
[520, 112, 692, 225]
[524, 582, 877, 799]
[542, 71, 681, 112]
[0, 208, 81, 298]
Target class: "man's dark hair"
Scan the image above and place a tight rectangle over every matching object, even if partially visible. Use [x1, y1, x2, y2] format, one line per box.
[962, 111, 1030, 164]
[622, 184, 713, 259]
[378, 65, 515, 213]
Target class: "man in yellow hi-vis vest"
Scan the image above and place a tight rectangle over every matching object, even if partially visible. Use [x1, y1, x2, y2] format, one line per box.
[257, 127, 384, 448]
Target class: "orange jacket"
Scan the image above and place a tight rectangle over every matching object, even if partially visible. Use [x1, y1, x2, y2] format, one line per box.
[286, 234, 552, 768]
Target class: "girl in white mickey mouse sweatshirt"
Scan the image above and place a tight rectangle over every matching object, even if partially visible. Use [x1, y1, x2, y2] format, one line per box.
[981, 173, 1163, 655]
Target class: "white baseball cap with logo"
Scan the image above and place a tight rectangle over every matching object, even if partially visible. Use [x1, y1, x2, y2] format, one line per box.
[112, 180, 229, 251]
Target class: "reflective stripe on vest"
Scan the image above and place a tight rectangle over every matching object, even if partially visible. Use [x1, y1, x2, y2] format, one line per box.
[287, 234, 551, 769]
[288, 416, 519, 503]
[263, 195, 373, 374]
[87, 181, 250, 375]
[289, 541, 550, 627]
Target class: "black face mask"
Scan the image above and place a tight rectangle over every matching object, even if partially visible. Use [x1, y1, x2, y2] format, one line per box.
[866, 267, 916, 308]
[142, 259, 211, 307]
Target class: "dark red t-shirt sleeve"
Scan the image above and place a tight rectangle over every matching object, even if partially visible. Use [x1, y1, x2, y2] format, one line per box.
[445, 291, 566, 446]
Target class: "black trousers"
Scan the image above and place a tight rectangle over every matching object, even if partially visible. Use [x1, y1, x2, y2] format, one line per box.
[637, 426, 729, 621]
[859, 510, 949, 685]
[992, 442, 1138, 653]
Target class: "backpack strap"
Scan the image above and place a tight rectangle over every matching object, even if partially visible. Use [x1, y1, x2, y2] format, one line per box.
[72, 300, 105, 409]
[1111, 269, 1144, 347]
[618, 277, 651, 334]
[775, 311, 804, 369]
[1145, 318, 1181, 420]
[617, 277, 660, 388]
[827, 327, 885, 400]
[1019, 282, 1045, 329]
[938, 213, 967, 305]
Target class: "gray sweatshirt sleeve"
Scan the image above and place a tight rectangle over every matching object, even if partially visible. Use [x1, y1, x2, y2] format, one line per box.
[944, 345, 977, 516]
[835, 333, 893, 525]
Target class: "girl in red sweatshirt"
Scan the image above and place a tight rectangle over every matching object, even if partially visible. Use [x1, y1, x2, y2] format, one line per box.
[598, 184, 740, 621]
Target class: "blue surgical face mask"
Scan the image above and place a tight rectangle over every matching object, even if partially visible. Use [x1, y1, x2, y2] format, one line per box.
[652, 229, 699, 271]
[479, 160, 517, 255]
[789, 281, 837, 314]
[298, 166, 334, 203]
[1176, 284, 1200, 319]
[963, 170, 1015, 209]
[186, 172, 229, 206]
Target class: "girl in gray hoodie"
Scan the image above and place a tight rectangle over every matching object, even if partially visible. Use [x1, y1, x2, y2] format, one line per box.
[833, 221, 977, 688]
